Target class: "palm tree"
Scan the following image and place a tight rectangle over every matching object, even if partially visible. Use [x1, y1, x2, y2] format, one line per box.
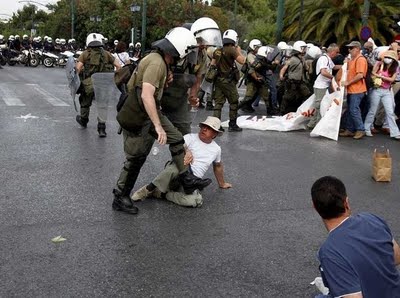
[283, 0, 400, 45]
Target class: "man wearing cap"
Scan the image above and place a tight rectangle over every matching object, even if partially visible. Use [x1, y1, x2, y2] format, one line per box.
[131, 116, 232, 208]
[340, 41, 368, 140]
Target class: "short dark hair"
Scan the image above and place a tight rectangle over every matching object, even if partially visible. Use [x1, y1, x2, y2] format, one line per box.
[116, 41, 127, 53]
[311, 176, 347, 219]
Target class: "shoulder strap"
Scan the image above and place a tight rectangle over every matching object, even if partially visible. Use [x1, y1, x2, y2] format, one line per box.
[316, 54, 329, 78]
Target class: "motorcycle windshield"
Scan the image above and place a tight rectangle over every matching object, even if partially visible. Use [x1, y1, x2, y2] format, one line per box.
[196, 29, 222, 47]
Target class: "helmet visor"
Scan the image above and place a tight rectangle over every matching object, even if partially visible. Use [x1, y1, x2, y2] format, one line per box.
[184, 47, 198, 65]
[196, 29, 222, 47]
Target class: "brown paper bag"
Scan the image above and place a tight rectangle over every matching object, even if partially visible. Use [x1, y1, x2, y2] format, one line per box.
[372, 149, 392, 182]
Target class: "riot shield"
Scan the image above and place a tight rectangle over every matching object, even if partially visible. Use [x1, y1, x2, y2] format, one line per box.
[91, 72, 121, 123]
[65, 56, 80, 112]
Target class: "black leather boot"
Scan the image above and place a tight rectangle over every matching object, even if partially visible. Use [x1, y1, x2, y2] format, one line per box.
[179, 171, 212, 194]
[228, 120, 243, 132]
[97, 122, 107, 138]
[76, 115, 88, 128]
[112, 189, 138, 214]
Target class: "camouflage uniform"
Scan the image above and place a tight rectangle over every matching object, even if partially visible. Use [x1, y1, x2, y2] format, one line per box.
[77, 48, 114, 124]
[115, 52, 188, 200]
[280, 54, 311, 114]
[212, 46, 240, 125]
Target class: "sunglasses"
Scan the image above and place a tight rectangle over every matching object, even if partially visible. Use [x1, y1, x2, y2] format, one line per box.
[348, 47, 355, 50]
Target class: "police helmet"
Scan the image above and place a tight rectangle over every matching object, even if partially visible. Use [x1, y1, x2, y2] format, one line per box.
[152, 27, 197, 59]
[222, 29, 238, 45]
[86, 33, 103, 47]
[249, 39, 262, 51]
[191, 17, 222, 47]
[293, 40, 307, 53]
[23, 34, 28, 40]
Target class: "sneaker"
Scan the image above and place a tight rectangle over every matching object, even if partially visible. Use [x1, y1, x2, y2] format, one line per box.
[131, 185, 152, 201]
[392, 135, 400, 141]
[365, 131, 373, 137]
[339, 130, 355, 137]
[353, 131, 365, 140]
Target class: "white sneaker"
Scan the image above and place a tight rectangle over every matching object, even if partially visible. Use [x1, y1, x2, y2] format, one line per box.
[393, 135, 400, 140]
[365, 131, 373, 137]
[131, 185, 152, 201]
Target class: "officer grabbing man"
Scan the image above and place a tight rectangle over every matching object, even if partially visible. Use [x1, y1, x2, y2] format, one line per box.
[75, 33, 120, 137]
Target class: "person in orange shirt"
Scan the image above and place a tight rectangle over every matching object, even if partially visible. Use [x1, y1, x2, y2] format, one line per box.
[340, 41, 368, 139]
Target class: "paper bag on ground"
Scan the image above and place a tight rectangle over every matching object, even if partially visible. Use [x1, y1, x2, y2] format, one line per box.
[372, 149, 392, 182]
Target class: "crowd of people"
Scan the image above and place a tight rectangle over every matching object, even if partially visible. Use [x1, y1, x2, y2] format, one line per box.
[237, 37, 400, 141]
[2, 17, 400, 296]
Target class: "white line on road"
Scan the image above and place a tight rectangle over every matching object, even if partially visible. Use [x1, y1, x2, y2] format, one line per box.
[0, 84, 26, 106]
[29, 84, 70, 106]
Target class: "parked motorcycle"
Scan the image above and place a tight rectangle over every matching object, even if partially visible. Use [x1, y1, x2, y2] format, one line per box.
[57, 50, 75, 67]
[35, 49, 59, 67]
[19, 48, 40, 67]
[0, 44, 7, 66]
[4, 48, 20, 66]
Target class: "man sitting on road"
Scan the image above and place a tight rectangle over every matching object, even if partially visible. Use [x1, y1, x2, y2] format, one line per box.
[131, 116, 232, 207]
[311, 176, 400, 298]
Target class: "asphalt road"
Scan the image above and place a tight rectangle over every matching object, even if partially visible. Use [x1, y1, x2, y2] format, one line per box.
[1, 64, 399, 297]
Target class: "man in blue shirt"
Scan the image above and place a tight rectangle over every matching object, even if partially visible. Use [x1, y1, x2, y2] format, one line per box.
[311, 176, 400, 298]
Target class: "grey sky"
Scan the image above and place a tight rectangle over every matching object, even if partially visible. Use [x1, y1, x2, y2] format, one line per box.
[0, 0, 58, 18]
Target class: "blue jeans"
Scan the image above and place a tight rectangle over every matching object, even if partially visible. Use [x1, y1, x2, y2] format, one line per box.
[345, 93, 366, 132]
[364, 88, 400, 137]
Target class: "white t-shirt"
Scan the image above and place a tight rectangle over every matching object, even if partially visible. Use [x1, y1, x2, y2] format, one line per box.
[113, 52, 130, 67]
[313, 54, 335, 89]
[184, 133, 221, 178]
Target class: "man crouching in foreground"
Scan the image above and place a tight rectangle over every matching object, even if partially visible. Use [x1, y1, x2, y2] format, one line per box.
[311, 176, 400, 298]
[131, 116, 232, 207]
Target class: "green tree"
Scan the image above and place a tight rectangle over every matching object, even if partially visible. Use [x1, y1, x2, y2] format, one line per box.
[283, 0, 400, 45]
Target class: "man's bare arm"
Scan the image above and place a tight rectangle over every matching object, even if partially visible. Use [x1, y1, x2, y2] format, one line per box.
[213, 162, 232, 189]
[141, 82, 166, 145]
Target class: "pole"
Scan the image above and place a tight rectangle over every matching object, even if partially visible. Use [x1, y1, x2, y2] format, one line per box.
[141, 0, 147, 49]
[362, 0, 370, 26]
[298, 0, 304, 40]
[71, 0, 75, 39]
[234, 0, 237, 31]
[276, 0, 285, 43]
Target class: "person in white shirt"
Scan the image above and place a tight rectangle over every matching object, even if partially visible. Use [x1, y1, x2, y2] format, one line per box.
[113, 41, 131, 67]
[131, 116, 232, 207]
[307, 44, 340, 129]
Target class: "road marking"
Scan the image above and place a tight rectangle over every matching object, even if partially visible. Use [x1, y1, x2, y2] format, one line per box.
[0, 85, 26, 106]
[30, 84, 70, 106]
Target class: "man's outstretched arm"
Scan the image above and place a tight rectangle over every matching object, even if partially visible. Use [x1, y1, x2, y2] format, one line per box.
[213, 162, 232, 189]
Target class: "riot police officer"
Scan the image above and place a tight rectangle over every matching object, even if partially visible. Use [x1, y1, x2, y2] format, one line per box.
[279, 40, 311, 114]
[114, 27, 211, 214]
[75, 33, 120, 136]
[239, 46, 277, 114]
[211, 29, 246, 131]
